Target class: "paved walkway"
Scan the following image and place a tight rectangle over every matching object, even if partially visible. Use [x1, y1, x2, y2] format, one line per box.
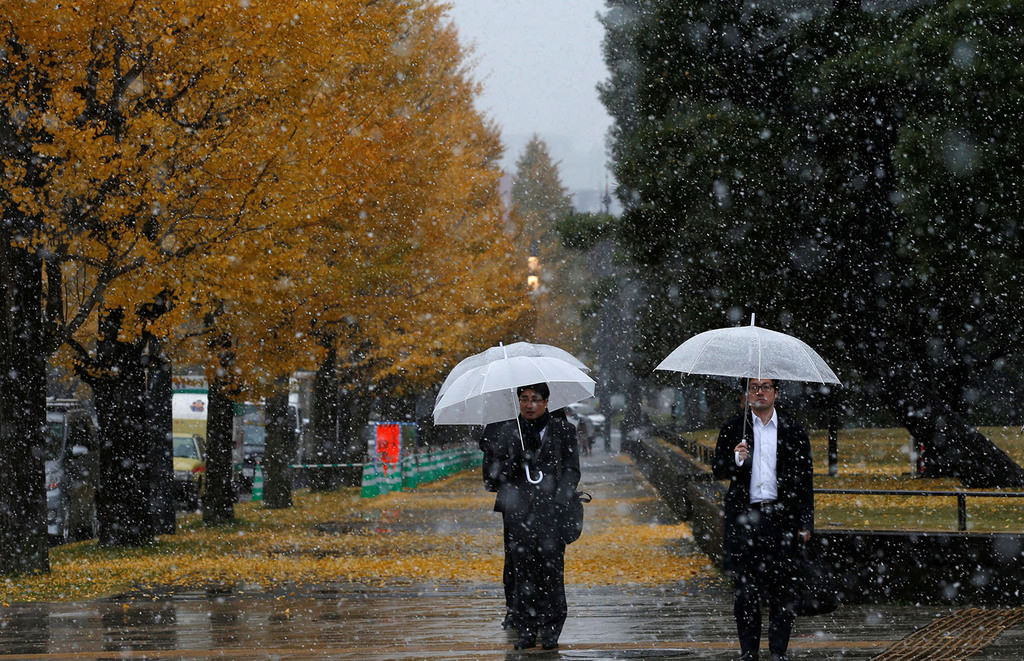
[1, 437, 1023, 659]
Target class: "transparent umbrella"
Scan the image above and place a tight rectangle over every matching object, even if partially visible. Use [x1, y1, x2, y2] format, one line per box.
[436, 341, 590, 401]
[433, 345, 595, 483]
[655, 314, 841, 385]
[655, 314, 840, 453]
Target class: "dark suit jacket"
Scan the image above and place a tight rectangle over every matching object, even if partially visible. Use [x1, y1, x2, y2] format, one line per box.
[711, 408, 814, 571]
[480, 415, 580, 529]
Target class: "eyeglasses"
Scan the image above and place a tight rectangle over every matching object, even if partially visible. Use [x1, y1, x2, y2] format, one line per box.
[748, 383, 776, 393]
[519, 396, 546, 404]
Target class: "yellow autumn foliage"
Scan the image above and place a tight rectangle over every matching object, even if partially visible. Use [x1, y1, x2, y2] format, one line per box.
[0, 0, 530, 396]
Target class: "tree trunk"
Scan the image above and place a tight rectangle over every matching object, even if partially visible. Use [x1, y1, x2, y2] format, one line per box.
[910, 397, 1024, 488]
[89, 309, 154, 547]
[337, 379, 372, 487]
[203, 374, 236, 525]
[146, 336, 175, 535]
[620, 370, 647, 455]
[887, 373, 1024, 488]
[0, 238, 49, 574]
[309, 341, 341, 491]
[263, 378, 294, 509]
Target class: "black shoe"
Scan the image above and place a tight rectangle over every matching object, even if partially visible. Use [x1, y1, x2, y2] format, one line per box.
[541, 638, 559, 650]
[769, 655, 789, 661]
[739, 653, 758, 661]
[514, 634, 536, 650]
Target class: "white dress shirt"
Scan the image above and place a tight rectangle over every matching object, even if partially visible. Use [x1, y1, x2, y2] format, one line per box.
[749, 409, 778, 503]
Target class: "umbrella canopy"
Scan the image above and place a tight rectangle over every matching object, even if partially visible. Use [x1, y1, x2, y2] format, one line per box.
[655, 315, 841, 385]
[433, 354, 595, 426]
[436, 341, 589, 401]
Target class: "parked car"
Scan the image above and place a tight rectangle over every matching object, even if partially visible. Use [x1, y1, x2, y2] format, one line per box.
[565, 401, 607, 454]
[45, 399, 99, 545]
[173, 434, 206, 510]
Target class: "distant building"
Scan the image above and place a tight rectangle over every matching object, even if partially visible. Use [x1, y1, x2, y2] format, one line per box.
[571, 186, 621, 215]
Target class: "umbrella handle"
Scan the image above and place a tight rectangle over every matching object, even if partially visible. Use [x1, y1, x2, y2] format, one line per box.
[525, 465, 544, 484]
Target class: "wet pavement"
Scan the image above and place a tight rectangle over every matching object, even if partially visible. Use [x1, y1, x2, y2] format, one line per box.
[2, 435, 1024, 659]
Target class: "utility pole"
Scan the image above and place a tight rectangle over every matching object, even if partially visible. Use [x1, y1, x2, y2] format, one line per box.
[598, 176, 615, 452]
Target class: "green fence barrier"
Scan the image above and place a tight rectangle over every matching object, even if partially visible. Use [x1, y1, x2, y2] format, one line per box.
[401, 455, 420, 490]
[251, 467, 264, 501]
[290, 421, 481, 499]
[382, 462, 402, 495]
[359, 463, 379, 498]
[357, 447, 482, 499]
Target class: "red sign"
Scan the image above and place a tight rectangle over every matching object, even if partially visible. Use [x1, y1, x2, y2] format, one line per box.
[375, 423, 401, 473]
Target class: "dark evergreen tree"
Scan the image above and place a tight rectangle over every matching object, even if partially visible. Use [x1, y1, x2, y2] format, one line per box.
[600, 0, 1024, 485]
[512, 136, 575, 244]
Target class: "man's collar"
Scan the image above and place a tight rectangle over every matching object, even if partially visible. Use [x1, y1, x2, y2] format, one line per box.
[750, 407, 777, 427]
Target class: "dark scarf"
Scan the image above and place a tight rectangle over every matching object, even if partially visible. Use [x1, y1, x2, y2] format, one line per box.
[519, 411, 552, 458]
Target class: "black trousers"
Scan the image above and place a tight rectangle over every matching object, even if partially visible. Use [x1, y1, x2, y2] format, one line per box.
[504, 509, 567, 641]
[732, 504, 798, 657]
[502, 521, 514, 616]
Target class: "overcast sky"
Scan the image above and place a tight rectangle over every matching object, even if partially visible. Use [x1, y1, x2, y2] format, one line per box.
[443, 1, 612, 193]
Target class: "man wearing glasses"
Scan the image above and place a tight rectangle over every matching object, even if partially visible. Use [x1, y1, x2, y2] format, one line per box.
[712, 378, 814, 661]
[479, 382, 581, 651]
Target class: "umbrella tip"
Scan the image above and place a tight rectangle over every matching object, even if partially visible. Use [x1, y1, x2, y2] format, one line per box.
[750, 313, 756, 326]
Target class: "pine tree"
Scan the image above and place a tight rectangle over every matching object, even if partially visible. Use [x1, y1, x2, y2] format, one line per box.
[511, 136, 580, 347]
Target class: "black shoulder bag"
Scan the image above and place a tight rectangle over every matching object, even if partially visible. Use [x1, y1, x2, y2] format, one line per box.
[792, 545, 840, 616]
[560, 490, 592, 544]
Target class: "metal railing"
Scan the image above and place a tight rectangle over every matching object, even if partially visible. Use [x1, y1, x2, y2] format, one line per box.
[815, 488, 1024, 532]
[660, 432, 1024, 533]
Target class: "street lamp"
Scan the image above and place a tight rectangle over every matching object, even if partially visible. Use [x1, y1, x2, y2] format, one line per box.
[527, 254, 540, 292]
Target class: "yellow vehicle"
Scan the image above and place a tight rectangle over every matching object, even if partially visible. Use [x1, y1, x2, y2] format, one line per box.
[173, 434, 206, 510]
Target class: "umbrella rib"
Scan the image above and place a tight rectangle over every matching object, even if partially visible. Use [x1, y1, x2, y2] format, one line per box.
[687, 341, 712, 375]
[755, 329, 763, 381]
[679, 334, 716, 375]
[793, 342, 830, 384]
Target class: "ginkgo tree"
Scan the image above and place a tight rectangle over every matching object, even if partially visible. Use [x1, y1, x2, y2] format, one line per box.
[0, 0, 530, 571]
[40, 1, 380, 548]
[2, 0, 317, 564]
[158, 0, 431, 521]
[176, 0, 530, 507]
[250, 3, 532, 491]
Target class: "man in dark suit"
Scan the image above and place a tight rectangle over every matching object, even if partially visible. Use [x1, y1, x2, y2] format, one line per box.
[480, 383, 580, 651]
[712, 378, 814, 661]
